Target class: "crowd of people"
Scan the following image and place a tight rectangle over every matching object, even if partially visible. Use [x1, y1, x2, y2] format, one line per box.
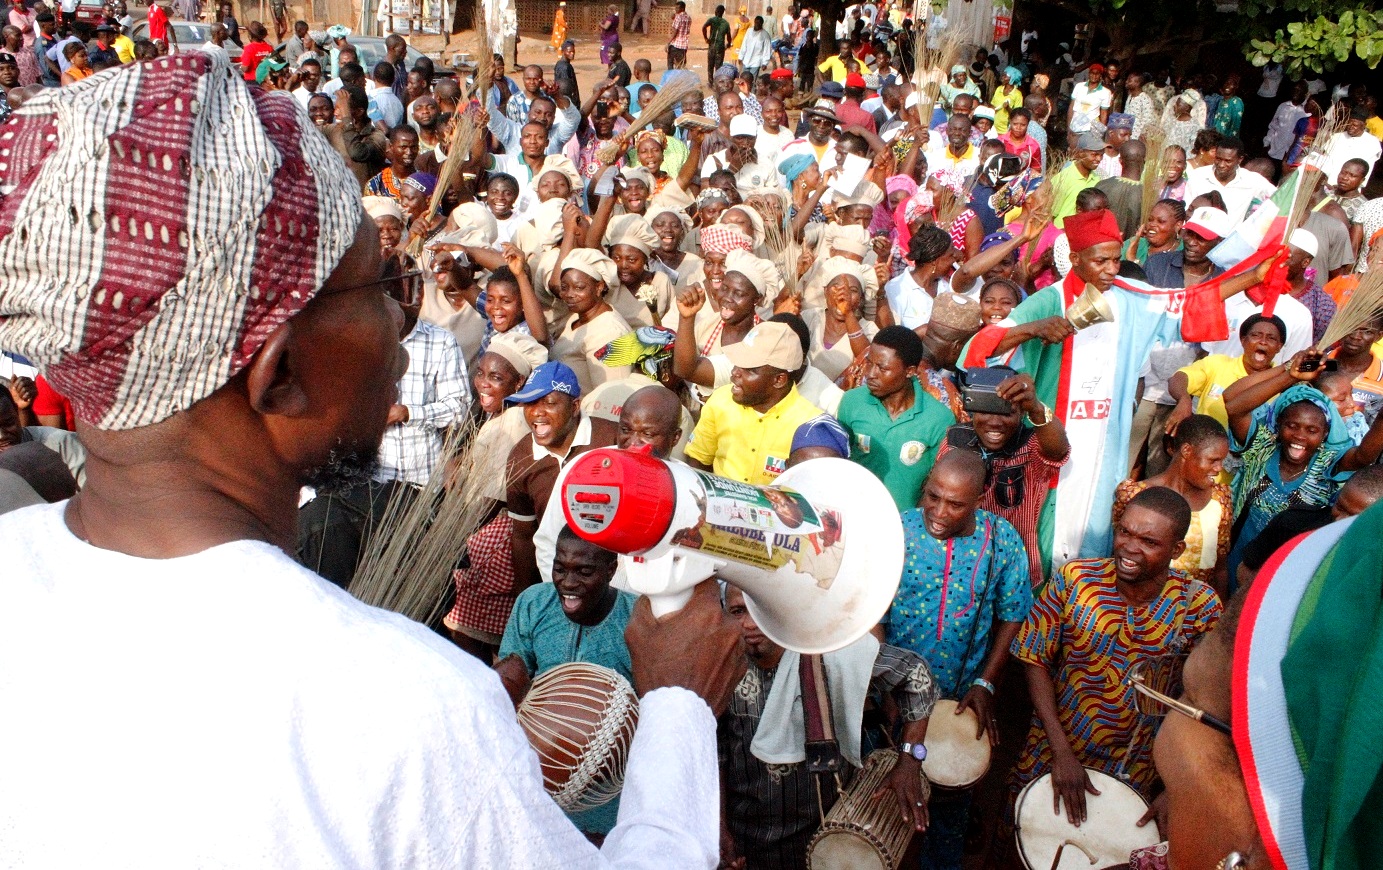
[2, 2, 1383, 869]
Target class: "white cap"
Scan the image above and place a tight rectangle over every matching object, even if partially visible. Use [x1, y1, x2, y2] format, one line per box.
[729, 114, 759, 137]
[904, 92, 919, 109]
[1289, 228, 1318, 258]
[1184, 206, 1234, 241]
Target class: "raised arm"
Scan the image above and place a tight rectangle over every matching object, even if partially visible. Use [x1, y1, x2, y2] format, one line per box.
[1222, 350, 1319, 444]
[954, 216, 1046, 286]
[671, 285, 717, 386]
[676, 127, 707, 194]
[501, 243, 551, 345]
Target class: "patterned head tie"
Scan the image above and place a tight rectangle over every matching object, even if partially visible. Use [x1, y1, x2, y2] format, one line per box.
[0, 51, 362, 430]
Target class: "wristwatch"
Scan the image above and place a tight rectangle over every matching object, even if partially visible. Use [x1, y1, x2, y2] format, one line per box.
[898, 741, 928, 762]
[1027, 402, 1053, 427]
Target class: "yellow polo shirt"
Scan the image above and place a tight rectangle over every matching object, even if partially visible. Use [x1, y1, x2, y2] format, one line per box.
[684, 384, 824, 485]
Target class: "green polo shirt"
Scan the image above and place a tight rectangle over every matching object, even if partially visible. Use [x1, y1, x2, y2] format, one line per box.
[837, 379, 956, 511]
[1050, 162, 1101, 227]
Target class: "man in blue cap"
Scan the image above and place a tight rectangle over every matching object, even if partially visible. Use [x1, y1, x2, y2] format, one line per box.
[505, 361, 620, 589]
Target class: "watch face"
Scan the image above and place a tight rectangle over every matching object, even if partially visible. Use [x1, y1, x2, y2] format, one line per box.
[911, 744, 927, 760]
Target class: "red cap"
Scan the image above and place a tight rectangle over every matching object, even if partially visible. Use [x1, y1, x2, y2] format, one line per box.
[1064, 208, 1123, 252]
[770, 67, 793, 79]
[844, 72, 866, 89]
[560, 447, 676, 554]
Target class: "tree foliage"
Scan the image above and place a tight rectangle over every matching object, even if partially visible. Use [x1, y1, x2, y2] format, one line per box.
[1247, 6, 1383, 76]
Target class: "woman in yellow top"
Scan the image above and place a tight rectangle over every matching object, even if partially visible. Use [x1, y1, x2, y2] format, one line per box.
[1166, 313, 1285, 431]
[60, 42, 92, 86]
[1113, 414, 1234, 593]
[992, 67, 1025, 135]
[729, 6, 751, 61]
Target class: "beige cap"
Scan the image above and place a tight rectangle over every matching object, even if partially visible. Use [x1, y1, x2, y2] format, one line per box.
[486, 331, 549, 380]
[724, 321, 805, 371]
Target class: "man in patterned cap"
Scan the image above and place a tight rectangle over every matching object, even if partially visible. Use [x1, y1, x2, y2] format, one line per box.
[962, 209, 1273, 571]
[0, 51, 743, 867]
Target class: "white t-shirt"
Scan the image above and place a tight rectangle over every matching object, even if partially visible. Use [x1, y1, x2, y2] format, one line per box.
[1201, 292, 1313, 363]
[1068, 82, 1112, 133]
[0, 502, 718, 868]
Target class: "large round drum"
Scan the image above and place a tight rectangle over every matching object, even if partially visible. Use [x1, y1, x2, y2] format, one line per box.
[1014, 768, 1161, 870]
[516, 662, 640, 812]
[920, 699, 992, 789]
[808, 750, 930, 870]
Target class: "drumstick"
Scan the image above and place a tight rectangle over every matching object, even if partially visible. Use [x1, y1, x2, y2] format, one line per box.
[1049, 839, 1099, 870]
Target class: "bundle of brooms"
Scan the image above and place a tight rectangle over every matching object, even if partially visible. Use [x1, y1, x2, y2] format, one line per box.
[348, 419, 505, 627]
[1139, 124, 1167, 226]
[1317, 270, 1383, 351]
[408, 2, 491, 259]
[594, 71, 704, 166]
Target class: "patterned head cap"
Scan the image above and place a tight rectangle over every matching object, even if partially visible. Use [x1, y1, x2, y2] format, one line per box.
[0, 51, 362, 430]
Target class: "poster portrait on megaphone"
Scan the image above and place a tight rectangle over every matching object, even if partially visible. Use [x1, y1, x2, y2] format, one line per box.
[668, 472, 847, 589]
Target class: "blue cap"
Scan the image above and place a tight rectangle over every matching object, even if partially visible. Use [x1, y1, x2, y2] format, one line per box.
[505, 361, 583, 405]
[820, 81, 845, 99]
[790, 414, 850, 458]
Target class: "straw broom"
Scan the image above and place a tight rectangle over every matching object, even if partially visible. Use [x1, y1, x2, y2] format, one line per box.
[594, 70, 703, 166]
[1318, 270, 1383, 351]
[348, 419, 504, 627]
[1139, 124, 1166, 226]
[763, 207, 803, 298]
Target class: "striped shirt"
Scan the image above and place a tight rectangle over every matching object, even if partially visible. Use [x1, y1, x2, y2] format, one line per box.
[375, 319, 471, 486]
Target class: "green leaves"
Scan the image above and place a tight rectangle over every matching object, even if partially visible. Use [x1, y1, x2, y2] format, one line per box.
[1241, 3, 1383, 75]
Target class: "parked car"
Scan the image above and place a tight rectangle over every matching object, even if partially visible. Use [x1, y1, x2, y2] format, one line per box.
[129, 20, 244, 65]
[275, 35, 445, 77]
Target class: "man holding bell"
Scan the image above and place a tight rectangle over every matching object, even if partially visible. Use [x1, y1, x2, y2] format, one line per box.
[961, 208, 1273, 570]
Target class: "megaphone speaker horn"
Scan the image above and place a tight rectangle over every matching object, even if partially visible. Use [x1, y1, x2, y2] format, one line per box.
[561, 450, 904, 655]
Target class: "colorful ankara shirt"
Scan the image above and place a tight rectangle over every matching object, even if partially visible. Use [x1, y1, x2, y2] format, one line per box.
[1010, 558, 1223, 797]
[837, 379, 956, 512]
[886, 509, 1032, 698]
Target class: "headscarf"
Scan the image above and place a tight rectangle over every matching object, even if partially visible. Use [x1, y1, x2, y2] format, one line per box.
[634, 129, 665, 150]
[537, 155, 582, 193]
[825, 223, 870, 258]
[873, 174, 919, 235]
[620, 165, 655, 191]
[699, 223, 754, 255]
[697, 187, 732, 209]
[363, 195, 404, 222]
[326, 23, 351, 39]
[402, 172, 438, 197]
[716, 63, 738, 79]
[1003, 66, 1023, 87]
[722, 205, 765, 247]
[649, 205, 693, 231]
[820, 255, 878, 297]
[433, 202, 497, 248]
[0, 50, 360, 430]
[486, 331, 549, 380]
[1256, 383, 1352, 458]
[779, 153, 817, 186]
[723, 249, 782, 298]
[559, 248, 619, 291]
[604, 213, 659, 255]
[893, 188, 936, 258]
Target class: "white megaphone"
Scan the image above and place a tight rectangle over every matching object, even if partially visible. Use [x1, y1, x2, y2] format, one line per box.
[559, 448, 904, 655]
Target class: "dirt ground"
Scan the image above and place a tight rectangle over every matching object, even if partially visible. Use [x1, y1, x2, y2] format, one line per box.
[409, 19, 722, 84]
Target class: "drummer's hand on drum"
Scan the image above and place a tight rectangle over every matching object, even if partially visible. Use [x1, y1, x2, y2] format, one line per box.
[873, 756, 929, 832]
[625, 580, 746, 716]
[1051, 747, 1100, 827]
[1136, 791, 1167, 836]
[956, 685, 999, 747]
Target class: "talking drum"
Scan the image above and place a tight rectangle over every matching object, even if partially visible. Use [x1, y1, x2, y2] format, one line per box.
[516, 662, 640, 812]
[807, 750, 930, 870]
[920, 700, 992, 790]
[1014, 768, 1160, 870]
